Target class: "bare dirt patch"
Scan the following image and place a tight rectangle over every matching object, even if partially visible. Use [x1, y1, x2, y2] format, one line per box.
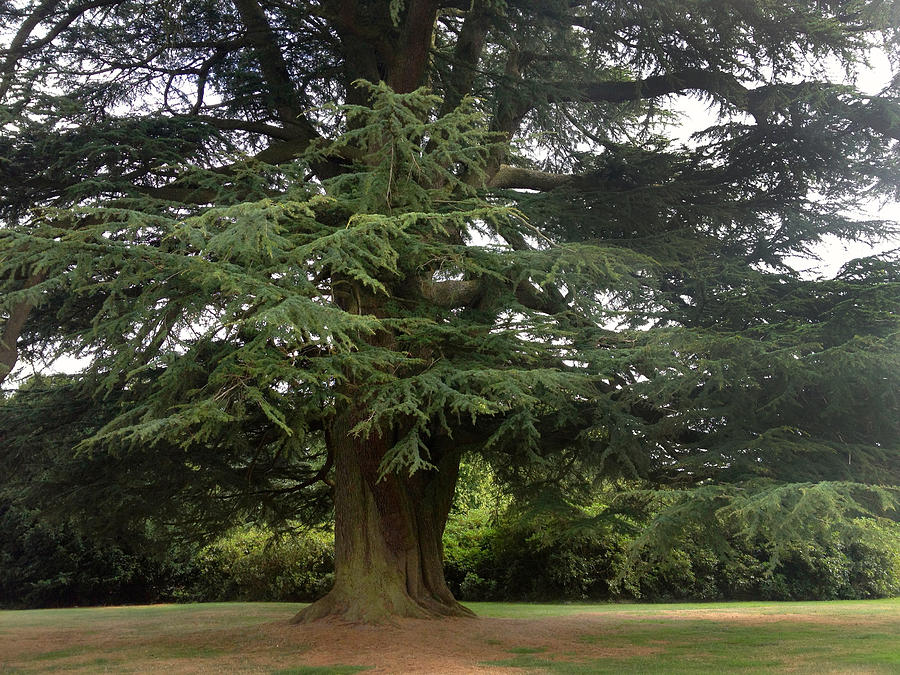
[1, 610, 657, 673]
[268, 614, 660, 673]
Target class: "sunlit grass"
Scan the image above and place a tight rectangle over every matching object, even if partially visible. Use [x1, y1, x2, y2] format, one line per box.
[467, 597, 900, 618]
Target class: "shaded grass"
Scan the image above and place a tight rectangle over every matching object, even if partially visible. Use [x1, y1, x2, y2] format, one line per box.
[0, 603, 319, 673]
[0, 601, 295, 631]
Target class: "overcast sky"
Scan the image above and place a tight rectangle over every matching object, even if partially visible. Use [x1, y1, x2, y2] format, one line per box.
[670, 48, 899, 278]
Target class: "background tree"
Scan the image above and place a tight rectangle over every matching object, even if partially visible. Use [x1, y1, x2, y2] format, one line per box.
[1, 0, 898, 622]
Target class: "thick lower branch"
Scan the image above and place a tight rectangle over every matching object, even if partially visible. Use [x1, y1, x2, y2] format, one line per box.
[489, 165, 574, 190]
[419, 278, 483, 308]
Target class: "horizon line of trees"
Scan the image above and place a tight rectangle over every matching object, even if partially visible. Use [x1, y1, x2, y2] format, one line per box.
[3, 452, 898, 609]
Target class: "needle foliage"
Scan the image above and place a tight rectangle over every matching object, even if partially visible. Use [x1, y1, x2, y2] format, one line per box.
[1, 0, 898, 618]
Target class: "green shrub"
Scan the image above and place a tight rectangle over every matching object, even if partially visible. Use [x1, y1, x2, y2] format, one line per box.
[444, 509, 623, 601]
[843, 519, 900, 598]
[443, 508, 498, 599]
[178, 527, 334, 602]
[0, 503, 334, 607]
[742, 519, 900, 601]
[0, 502, 174, 608]
[440, 504, 900, 603]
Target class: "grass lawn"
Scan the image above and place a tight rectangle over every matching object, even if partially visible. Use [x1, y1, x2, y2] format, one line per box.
[474, 600, 900, 673]
[0, 599, 897, 673]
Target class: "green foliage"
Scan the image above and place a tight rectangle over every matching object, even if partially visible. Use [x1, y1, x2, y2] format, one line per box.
[451, 455, 511, 514]
[0, 501, 183, 608]
[181, 527, 334, 603]
[3, 490, 897, 607]
[441, 492, 900, 602]
[1, 0, 899, 615]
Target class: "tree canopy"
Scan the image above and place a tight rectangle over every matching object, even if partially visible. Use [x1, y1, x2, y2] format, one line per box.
[1, 0, 899, 622]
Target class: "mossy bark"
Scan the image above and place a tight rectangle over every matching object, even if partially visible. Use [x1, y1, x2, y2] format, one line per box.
[292, 410, 473, 624]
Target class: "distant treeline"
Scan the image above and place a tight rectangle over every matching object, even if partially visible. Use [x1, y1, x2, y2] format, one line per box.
[3, 498, 898, 608]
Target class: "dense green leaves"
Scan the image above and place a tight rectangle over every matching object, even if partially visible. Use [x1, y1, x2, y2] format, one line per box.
[0, 0, 898, 585]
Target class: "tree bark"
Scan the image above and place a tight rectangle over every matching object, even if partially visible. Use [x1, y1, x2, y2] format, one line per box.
[0, 271, 46, 386]
[291, 407, 474, 624]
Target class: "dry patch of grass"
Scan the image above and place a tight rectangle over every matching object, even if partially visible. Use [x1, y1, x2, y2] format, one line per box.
[0, 599, 898, 673]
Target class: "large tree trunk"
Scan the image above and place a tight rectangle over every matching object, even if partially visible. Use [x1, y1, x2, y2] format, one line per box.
[292, 409, 474, 624]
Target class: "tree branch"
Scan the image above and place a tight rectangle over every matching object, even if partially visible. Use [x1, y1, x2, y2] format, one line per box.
[389, 0, 441, 93]
[0, 271, 46, 385]
[546, 70, 900, 142]
[231, 0, 316, 136]
[480, 47, 532, 184]
[190, 115, 299, 140]
[491, 74, 900, 193]
[141, 133, 354, 203]
[0, 0, 121, 100]
[0, 0, 62, 99]
[419, 278, 482, 308]
[549, 68, 749, 108]
[437, 0, 492, 115]
[514, 280, 570, 316]
[489, 165, 574, 190]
